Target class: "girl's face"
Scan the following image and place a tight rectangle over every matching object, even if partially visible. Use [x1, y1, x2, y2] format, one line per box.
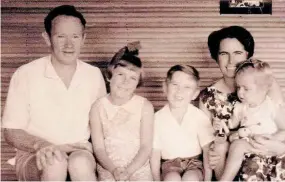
[109, 66, 141, 100]
[236, 72, 268, 107]
[218, 38, 248, 78]
[165, 71, 199, 109]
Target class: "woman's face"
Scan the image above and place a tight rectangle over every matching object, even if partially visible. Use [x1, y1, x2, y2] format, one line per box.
[218, 38, 248, 78]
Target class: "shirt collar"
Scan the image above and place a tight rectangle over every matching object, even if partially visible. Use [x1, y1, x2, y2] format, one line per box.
[44, 55, 81, 79]
[44, 55, 83, 89]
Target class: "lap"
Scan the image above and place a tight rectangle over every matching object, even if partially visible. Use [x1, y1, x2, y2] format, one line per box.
[161, 155, 203, 180]
[15, 150, 40, 181]
[239, 153, 285, 181]
[15, 149, 94, 181]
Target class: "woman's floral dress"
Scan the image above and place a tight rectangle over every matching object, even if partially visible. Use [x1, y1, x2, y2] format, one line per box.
[200, 86, 285, 181]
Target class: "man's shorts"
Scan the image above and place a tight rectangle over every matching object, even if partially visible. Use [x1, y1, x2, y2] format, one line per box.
[15, 150, 41, 181]
[161, 155, 203, 179]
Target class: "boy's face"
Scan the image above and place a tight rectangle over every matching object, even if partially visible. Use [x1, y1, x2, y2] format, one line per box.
[165, 71, 198, 109]
[236, 72, 268, 107]
[44, 15, 85, 65]
[109, 66, 141, 100]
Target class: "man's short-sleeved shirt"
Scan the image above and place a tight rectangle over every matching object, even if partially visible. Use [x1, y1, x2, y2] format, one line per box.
[2, 56, 106, 144]
[153, 104, 215, 160]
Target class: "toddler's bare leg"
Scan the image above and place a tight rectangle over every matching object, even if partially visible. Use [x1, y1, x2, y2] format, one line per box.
[220, 139, 250, 181]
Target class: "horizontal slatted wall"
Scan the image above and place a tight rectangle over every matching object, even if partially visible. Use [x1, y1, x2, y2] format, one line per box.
[1, 0, 285, 180]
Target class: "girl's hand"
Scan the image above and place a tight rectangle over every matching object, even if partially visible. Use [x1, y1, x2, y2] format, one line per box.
[249, 134, 285, 156]
[113, 167, 130, 181]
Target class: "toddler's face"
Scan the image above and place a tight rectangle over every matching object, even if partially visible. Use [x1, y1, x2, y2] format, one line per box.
[109, 66, 141, 100]
[166, 71, 198, 109]
[236, 72, 267, 107]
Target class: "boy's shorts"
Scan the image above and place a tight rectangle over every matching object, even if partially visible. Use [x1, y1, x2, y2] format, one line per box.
[161, 155, 203, 179]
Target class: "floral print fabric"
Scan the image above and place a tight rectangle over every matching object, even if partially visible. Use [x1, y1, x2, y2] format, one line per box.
[200, 86, 238, 136]
[200, 86, 285, 181]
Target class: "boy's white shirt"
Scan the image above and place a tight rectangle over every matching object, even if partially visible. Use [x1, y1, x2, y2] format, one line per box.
[153, 103, 215, 160]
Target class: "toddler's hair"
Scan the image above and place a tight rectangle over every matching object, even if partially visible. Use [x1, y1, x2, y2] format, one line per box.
[166, 64, 200, 83]
[106, 41, 143, 87]
[235, 58, 273, 88]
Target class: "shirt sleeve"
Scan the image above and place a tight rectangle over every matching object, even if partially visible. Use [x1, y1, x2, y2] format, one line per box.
[2, 68, 30, 129]
[91, 68, 107, 104]
[197, 111, 215, 147]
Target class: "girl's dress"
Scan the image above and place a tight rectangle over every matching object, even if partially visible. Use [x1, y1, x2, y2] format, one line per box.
[200, 86, 285, 181]
[96, 94, 152, 181]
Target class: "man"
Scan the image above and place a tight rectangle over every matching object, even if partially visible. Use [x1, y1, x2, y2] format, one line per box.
[2, 5, 106, 181]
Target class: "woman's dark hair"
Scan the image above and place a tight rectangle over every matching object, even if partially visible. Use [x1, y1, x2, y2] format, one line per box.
[44, 5, 86, 36]
[106, 41, 143, 87]
[208, 26, 255, 62]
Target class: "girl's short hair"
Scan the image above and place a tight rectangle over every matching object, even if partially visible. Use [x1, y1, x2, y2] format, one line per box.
[208, 26, 255, 62]
[166, 64, 200, 83]
[235, 58, 273, 88]
[106, 41, 143, 87]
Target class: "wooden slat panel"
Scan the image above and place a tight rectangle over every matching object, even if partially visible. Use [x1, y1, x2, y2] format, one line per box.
[1, 0, 285, 179]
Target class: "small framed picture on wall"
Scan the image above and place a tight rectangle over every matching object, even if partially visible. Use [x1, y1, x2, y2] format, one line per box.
[220, 0, 272, 14]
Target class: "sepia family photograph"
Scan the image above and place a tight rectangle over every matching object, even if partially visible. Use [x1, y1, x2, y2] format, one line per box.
[1, 0, 285, 181]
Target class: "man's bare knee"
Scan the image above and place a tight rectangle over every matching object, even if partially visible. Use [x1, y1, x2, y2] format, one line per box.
[41, 157, 68, 181]
[68, 150, 96, 169]
[68, 150, 96, 181]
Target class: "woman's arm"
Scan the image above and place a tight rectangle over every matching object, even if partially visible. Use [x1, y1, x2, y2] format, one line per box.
[150, 149, 161, 181]
[202, 143, 213, 181]
[126, 100, 154, 176]
[90, 101, 117, 174]
[250, 135, 285, 156]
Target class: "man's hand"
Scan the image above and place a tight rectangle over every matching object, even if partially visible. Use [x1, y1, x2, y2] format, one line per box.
[35, 144, 68, 170]
[69, 141, 93, 153]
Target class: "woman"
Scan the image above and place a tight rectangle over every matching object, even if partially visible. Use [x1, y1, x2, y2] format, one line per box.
[199, 25, 285, 181]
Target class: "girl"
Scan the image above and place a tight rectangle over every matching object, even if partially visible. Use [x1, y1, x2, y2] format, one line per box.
[151, 65, 214, 181]
[90, 42, 154, 181]
[220, 59, 285, 181]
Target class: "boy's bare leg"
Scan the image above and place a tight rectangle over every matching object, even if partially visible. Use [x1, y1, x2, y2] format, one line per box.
[182, 169, 203, 181]
[164, 171, 182, 181]
[220, 139, 251, 181]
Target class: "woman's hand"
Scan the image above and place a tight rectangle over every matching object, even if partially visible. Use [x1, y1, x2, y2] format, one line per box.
[249, 134, 285, 156]
[208, 143, 221, 169]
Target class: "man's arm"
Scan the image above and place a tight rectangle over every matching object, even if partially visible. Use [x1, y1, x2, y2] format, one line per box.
[4, 128, 52, 153]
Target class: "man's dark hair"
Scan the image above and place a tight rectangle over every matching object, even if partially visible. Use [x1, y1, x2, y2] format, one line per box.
[208, 26, 255, 62]
[44, 5, 86, 36]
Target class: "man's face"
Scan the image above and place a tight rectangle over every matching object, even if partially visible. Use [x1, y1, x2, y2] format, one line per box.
[46, 15, 85, 65]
